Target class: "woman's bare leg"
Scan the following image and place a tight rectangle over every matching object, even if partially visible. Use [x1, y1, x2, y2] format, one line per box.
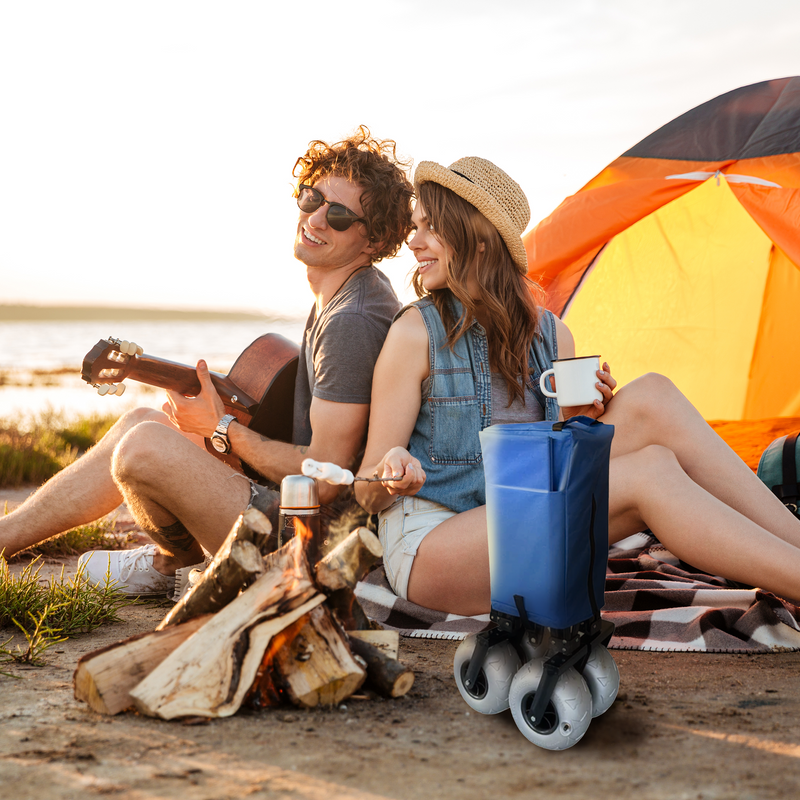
[406, 506, 491, 616]
[610, 445, 800, 602]
[601, 373, 800, 548]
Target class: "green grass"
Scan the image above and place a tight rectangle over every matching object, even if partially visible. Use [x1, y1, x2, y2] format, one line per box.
[10, 516, 135, 559]
[0, 411, 143, 675]
[0, 410, 118, 488]
[0, 554, 134, 637]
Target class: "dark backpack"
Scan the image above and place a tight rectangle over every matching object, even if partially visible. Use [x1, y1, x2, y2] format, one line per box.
[757, 431, 800, 519]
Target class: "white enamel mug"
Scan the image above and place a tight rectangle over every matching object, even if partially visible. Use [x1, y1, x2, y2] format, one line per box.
[539, 355, 603, 408]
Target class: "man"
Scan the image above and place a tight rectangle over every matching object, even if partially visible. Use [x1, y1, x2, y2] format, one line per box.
[0, 126, 413, 598]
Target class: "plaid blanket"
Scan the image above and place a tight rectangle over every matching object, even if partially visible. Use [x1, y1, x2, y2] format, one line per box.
[355, 533, 800, 653]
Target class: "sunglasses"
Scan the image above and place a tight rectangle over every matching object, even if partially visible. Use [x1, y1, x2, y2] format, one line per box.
[296, 184, 368, 232]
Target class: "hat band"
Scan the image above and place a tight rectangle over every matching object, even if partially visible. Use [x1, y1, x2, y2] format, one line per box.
[450, 170, 475, 184]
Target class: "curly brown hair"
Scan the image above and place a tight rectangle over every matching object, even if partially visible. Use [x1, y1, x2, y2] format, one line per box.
[413, 181, 545, 407]
[293, 126, 414, 263]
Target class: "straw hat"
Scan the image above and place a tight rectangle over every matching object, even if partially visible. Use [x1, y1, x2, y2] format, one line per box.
[414, 157, 530, 273]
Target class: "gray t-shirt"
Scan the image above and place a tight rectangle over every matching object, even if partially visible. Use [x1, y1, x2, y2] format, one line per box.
[292, 266, 400, 446]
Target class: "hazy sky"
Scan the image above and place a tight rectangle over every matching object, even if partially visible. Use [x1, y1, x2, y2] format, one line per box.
[3, 1, 800, 316]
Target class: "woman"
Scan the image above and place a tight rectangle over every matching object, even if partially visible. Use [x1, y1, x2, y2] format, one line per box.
[355, 157, 800, 616]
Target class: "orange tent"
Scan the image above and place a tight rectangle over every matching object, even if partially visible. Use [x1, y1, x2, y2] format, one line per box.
[525, 77, 800, 420]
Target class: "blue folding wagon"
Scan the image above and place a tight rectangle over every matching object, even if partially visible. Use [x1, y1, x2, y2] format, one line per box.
[453, 417, 619, 750]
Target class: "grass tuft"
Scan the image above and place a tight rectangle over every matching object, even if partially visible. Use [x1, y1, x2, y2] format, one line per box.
[11, 516, 136, 559]
[0, 554, 135, 638]
[1, 604, 68, 669]
[0, 410, 119, 488]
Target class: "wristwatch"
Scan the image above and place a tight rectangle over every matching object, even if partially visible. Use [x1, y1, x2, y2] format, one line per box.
[210, 414, 236, 454]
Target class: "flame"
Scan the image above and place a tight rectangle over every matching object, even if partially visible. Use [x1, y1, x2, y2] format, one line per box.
[289, 515, 321, 571]
[244, 613, 309, 710]
[292, 515, 316, 546]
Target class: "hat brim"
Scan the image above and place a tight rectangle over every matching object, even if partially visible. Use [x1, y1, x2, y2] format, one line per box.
[414, 160, 528, 273]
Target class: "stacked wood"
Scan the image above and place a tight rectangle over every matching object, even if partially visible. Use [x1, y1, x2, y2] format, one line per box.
[158, 507, 273, 629]
[315, 527, 384, 632]
[72, 507, 414, 721]
[73, 615, 212, 715]
[130, 538, 323, 719]
[247, 605, 366, 709]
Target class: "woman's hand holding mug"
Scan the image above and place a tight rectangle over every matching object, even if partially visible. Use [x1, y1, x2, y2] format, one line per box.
[539, 356, 616, 420]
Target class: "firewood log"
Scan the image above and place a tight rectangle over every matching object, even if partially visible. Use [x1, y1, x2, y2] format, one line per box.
[313, 526, 383, 631]
[314, 527, 382, 591]
[158, 507, 272, 630]
[269, 605, 366, 708]
[326, 589, 382, 631]
[348, 636, 415, 698]
[347, 629, 400, 659]
[130, 537, 323, 719]
[73, 615, 212, 715]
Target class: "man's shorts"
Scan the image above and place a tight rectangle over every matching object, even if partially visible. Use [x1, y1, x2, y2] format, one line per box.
[378, 495, 457, 599]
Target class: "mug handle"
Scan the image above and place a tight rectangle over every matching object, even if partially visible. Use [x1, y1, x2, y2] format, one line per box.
[539, 369, 557, 398]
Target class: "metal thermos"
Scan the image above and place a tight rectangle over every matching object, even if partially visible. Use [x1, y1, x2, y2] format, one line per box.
[278, 474, 321, 560]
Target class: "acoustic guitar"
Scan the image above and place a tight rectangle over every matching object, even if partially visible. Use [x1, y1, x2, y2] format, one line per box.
[81, 333, 300, 479]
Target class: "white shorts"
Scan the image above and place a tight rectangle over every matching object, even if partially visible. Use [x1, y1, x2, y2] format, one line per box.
[378, 495, 457, 599]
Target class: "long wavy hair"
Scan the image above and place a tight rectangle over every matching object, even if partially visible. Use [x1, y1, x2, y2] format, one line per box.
[413, 181, 544, 406]
[293, 126, 414, 263]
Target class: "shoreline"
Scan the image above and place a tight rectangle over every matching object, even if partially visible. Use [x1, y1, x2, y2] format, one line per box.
[0, 368, 161, 422]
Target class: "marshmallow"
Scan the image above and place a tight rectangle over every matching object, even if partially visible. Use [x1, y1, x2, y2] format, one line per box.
[301, 458, 355, 485]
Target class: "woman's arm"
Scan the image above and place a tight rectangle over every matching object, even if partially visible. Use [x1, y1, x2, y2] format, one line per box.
[355, 308, 431, 514]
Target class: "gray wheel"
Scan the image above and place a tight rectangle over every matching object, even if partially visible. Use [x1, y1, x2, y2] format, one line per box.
[508, 660, 592, 750]
[580, 643, 620, 718]
[453, 635, 521, 714]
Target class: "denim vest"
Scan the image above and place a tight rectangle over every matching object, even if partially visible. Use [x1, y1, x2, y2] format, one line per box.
[406, 297, 559, 513]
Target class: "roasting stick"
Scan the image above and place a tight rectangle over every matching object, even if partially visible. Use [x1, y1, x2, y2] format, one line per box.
[301, 459, 396, 485]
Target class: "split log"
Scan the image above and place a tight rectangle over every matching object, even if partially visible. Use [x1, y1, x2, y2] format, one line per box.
[268, 605, 366, 708]
[314, 527, 382, 591]
[158, 507, 273, 630]
[348, 636, 415, 699]
[130, 537, 323, 719]
[314, 526, 383, 631]
[73, 614, 212, 715]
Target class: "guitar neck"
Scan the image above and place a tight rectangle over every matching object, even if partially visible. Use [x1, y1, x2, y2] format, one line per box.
[128, 355, 259, 413]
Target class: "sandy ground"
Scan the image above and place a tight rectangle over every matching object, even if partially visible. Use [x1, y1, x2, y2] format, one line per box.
[3, 490, 800, 799]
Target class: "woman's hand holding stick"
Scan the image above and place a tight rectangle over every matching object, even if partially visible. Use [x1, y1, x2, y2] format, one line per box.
[378, 447, 426, 497]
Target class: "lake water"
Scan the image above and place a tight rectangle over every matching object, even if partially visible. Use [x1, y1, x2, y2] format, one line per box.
[0, 318, 308, 421]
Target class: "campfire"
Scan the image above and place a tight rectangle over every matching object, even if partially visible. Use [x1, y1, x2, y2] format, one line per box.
[73, 507, 413, 718]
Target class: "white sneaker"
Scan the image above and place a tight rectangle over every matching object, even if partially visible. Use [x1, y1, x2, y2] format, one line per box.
[77, 544, 175, 597]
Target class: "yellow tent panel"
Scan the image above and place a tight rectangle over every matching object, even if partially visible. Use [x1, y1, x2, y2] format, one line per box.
[564, 176, 776, 419]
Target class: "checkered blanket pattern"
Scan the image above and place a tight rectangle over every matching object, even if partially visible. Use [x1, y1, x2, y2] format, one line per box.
[355, 533, 800, 653]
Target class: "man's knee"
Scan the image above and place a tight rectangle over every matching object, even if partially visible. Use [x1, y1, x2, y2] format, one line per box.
[111, 421, 178, 484]
[116, 406, 168, 430]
